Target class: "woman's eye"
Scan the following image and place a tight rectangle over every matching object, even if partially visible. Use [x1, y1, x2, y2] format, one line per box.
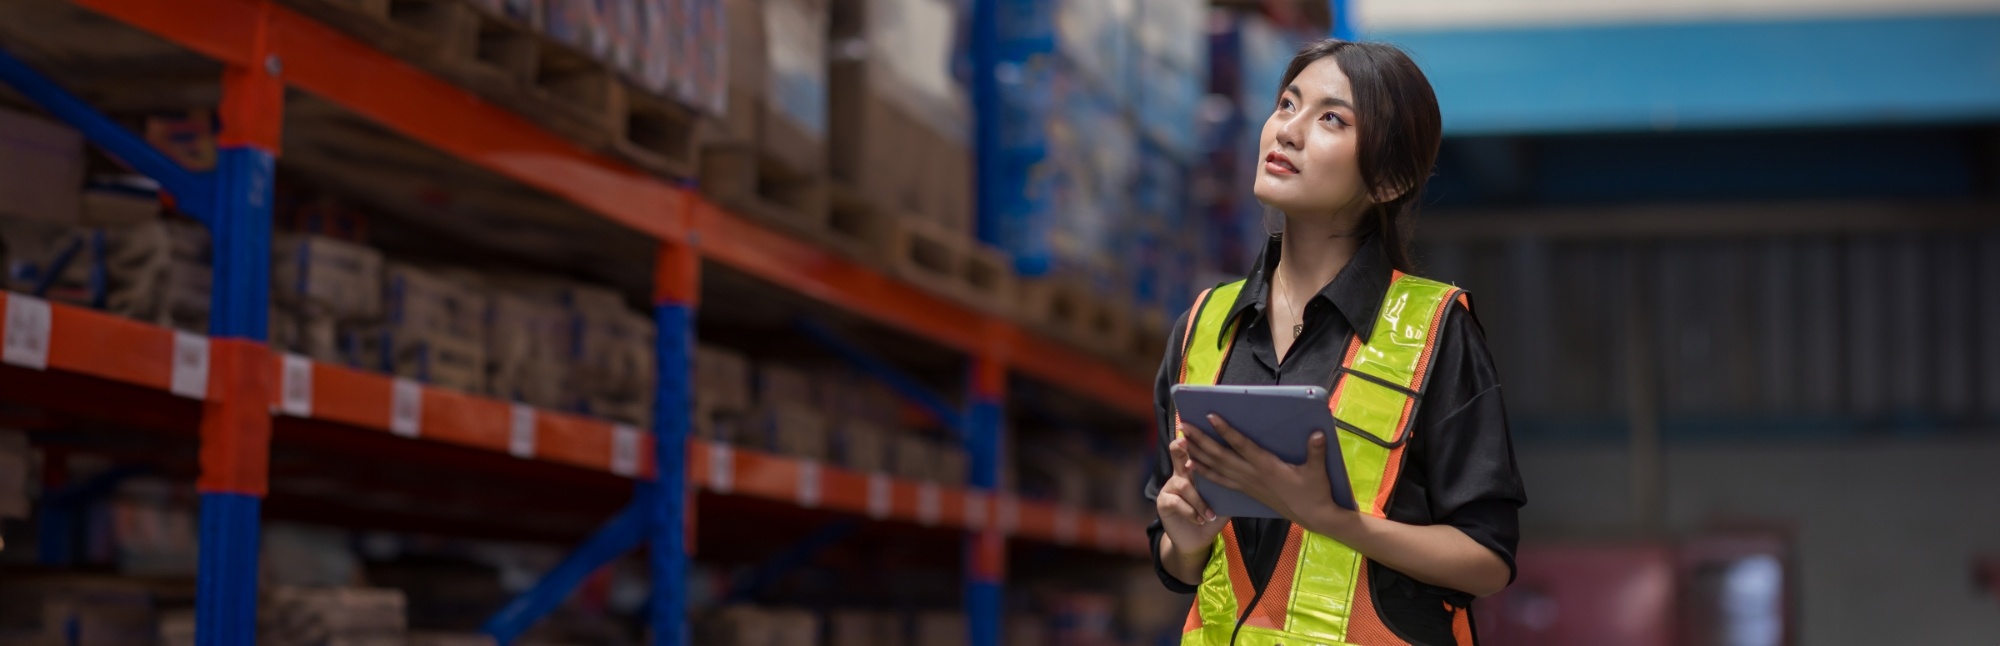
[1321, 112, 1346, 125]
[1279, 98, 1294, 111]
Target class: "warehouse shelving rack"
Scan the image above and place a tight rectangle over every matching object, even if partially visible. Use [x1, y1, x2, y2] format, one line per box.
[0, 1, 1158, 645]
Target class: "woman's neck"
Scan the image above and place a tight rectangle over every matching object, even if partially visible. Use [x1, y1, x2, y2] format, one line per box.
[1276, 212, 1363, 296]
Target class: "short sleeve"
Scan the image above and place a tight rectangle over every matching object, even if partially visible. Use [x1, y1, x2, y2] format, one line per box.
[1400, 301, 1527, 581]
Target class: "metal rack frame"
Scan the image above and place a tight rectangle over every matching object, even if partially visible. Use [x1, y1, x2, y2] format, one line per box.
[0, 1, 1164, 644]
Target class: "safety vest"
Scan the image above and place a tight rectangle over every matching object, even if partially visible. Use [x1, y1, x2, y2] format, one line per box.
[1176, 271, 1474, 646]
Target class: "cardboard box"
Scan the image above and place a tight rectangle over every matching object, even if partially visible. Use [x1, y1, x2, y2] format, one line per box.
[716, 0, 767, 140]
[159, 609, 196, 646]
[890, 433, 933, 482]
[755, 362, 816, 407]
[693, 606, 776, 646]
[695, 400, 750, 444]
[390, 330, 486, 393]
[0, 430, 29, 520]
[832, 420, 890, 473]
[273, 233, 384, 320]
[0, 106, 85, 225]
[570, 305, 654, 401]
[829, 610, 903, 646]
[1004, 615, 1045, 646]
[911, 611, 967, 646]
[80, 190, 161, 227]
[932, 444, 967, 485]
[695, 345, 753, 413]
[769, 609, 818, 646]
[759, 403, 829, 459]
[408, 633, 498, 646]
[385, 263, 488, 341]
[585, 394, 652, 428]
[761, 0, 828, 172]
[485, 292, 569, 409]
[261, 586, 406, 645]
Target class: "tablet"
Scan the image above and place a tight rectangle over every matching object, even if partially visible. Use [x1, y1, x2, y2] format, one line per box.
[1170, 384, 1357, 518]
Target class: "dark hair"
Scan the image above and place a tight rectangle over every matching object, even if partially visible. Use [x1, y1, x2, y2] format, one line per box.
[1278, 40, 1442, 273]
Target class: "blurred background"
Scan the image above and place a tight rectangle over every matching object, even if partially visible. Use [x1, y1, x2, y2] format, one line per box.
[0, 0, 1995, 644]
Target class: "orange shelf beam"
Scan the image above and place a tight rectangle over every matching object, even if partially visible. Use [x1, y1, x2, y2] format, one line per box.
[68, 0, 1153, 418]
[1, 292, 656, 480]
[0, 291, 1143, 555]
[688, 439, 1147, 556]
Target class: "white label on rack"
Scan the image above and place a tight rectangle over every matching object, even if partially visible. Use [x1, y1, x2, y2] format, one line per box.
[610, 425, 641, 477]
[998, 496, 1020, 534]
[796, 460, 822, 508]
[917, 483, 941, 527]
[3, 295, 51, 370]
[866, 473, 891, 519]
[169, 332, 208, 400]
[389, 378, 422, 438]
[280, 354, 312, 417]
[707, 443, 735, 493]
[1054, 508, 1079, 545]
[964, 492, 988, 531]
[508, 404, 537, 459]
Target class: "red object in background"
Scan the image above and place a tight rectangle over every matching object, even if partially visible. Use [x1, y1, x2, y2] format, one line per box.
[1476, 542, 1679, 646]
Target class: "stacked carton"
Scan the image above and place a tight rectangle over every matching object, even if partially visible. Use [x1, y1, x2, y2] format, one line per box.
[750, 362, 829, 460]
[259, 586, 407, 646]
[486, 291, 572, 409]
[694, 344, 754, 442]
[827, 610, 903, 646]
[272, 232, 385, 368]
[829, 0, 973, 232]
[693, 605, 818, 646]
[384, 263, 490, 393]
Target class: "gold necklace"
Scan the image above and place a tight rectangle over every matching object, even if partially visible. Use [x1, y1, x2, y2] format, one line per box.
[1276, 272, 1303, 339]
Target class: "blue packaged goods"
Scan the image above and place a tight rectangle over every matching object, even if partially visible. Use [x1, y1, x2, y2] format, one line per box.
[766, 0, 829, 139]
[1054, 0, 1134, 103]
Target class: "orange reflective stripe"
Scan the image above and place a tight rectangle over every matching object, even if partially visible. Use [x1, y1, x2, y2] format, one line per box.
[1245, 524, 1306, 631]
[1220, 523, 1258, 615]
[1341, 561, 1412, 646]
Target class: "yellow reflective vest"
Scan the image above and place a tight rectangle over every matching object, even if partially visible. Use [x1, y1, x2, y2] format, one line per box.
[1175, 271, 1474, 646]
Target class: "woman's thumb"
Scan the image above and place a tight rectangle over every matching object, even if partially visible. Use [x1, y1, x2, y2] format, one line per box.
[1308, 431, 1328, 466]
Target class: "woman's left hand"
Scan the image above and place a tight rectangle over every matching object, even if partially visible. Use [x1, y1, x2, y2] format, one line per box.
[1185, 413, 1354, 529]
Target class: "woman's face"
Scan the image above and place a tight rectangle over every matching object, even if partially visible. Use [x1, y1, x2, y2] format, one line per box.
[1253, 57, 1371, 219]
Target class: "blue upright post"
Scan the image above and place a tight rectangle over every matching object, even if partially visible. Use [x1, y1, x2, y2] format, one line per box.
[196, 16, 284, 645]
[0, 34, 275, 646]
[648, 240, 700, 646]
[964, 353, 1008, 646]
[1330, 0, 1357, 40]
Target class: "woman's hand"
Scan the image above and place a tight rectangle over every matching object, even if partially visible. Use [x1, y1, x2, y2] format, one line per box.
[1157, 430, 1229, 583]
[1185, 413, 1358, 533]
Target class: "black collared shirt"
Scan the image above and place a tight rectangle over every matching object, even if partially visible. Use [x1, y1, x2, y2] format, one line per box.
[1144, 236, 1526, 645]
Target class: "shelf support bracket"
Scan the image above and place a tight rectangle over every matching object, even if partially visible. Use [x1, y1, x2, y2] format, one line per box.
[0, 45, 215, 223]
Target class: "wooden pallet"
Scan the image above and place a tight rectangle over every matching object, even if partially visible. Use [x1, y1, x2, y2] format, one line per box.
[278, 0, 700, 179]
[881, 216, 1016, 316]
[1017, 276, 1137, 353]
[698, 141, 830, 235]
[1124, 307, 1171, 372]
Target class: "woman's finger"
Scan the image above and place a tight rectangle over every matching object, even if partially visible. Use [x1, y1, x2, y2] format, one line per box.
[1161, 493, 1205, 526]
[1186, 424, 1257, 477]
[1172, 478, 1216, 522]
[1169, 437, 1193, 478]
[1208, 414, 1275, 464]
[1192, 462, 1246, 491]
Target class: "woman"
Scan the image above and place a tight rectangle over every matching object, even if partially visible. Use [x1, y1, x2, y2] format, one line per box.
[1144, 40, 1525, 645]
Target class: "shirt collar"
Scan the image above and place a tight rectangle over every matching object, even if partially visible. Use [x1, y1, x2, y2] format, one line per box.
[1218, 235, 1394, 344]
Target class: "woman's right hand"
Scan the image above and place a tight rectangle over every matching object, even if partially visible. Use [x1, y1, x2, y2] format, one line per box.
[1158, 427, 1229, 568]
